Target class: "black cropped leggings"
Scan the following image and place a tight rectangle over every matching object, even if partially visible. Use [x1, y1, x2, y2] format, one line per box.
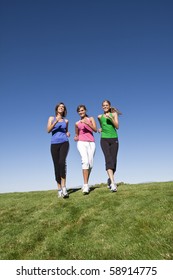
[100, 138, 119, 173]
[51, 141, 69, 184]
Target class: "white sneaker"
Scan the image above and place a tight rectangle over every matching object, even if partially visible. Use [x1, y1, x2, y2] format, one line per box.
[62, 187, 69, 198]
[57, 189, 63, 198]
[82, 184, 89, 194]
[110, 183, 117, 192]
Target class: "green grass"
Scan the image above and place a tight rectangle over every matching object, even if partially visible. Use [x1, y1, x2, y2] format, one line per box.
[0, 182, 173, 260]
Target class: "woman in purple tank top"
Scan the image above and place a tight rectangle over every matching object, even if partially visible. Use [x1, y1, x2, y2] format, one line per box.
[47, 102, 70, 198]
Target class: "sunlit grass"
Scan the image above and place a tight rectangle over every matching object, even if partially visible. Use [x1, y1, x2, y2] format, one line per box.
[0, 182, 173, 259]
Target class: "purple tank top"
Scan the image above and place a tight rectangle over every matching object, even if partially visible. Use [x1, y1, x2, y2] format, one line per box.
[51, 118, 69, 144]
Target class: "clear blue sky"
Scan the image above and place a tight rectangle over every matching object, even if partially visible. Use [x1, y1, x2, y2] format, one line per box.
[0, 0, 173, 193]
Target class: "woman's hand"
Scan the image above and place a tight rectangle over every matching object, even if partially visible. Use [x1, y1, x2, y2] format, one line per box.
[106, 112, 119, 129]
[105, 113, 113, 120]
[74, 135, 78, 141]
[55, 115, 62, 122]
[80, 119, 89, 125]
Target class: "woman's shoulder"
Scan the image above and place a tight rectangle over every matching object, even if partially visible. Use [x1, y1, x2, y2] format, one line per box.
[48, 116, 55, 121]
[88, 116, 95, 123]
[111, 112, 118, 117]
[64, 118, 69, 123]
[98, 114, 102, 119]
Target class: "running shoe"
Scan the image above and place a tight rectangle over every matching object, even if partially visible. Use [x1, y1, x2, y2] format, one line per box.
[110, 184, 117, 192]
[57, 190, 63, 198]
[82, 185, 89, 194]
[62, 187, 69, 198]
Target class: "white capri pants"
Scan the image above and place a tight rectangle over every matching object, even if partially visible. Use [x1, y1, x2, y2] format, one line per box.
[77, 141, 96, 169]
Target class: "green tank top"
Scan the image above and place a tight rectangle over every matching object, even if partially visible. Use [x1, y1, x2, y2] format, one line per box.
[100, 114, 118, 138]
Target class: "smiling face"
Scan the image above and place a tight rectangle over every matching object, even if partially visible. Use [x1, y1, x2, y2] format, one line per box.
[77, 105, 87, 118]
[102, 101, 111, 113]
[55, 102, 67, 117]
[57, 104, 65, 114]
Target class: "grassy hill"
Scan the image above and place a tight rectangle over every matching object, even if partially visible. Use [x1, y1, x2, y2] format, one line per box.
[0, 181, 173, 260]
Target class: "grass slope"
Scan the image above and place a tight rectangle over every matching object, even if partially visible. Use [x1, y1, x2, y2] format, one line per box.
[0, 182, 173, 260]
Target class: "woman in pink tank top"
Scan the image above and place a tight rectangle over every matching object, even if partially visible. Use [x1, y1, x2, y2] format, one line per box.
[74, 105, 97, 194]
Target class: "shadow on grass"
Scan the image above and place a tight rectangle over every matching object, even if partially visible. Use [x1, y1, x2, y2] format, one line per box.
[67, 188, 80, 194]
[67, 184, 102, 196]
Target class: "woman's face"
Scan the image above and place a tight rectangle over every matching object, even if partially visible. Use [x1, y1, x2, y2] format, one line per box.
[78, 107, 86, 118]
[102, 101, 111, 113]
[57, 104, 65, 114]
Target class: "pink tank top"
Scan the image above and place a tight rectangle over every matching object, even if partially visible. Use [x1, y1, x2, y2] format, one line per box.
[77, 118, 95, 142]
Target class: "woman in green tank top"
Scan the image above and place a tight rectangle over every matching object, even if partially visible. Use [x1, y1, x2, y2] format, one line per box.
[98, 100, 122, 192]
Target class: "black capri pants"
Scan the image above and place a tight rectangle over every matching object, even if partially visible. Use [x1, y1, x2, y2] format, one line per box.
[100, 138, 119, 173]
[51, 141, 69, 184]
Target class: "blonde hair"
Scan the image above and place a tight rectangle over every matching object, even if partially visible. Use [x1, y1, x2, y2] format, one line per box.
[102, 100, 122, 115]
[111, 106, 122, 115]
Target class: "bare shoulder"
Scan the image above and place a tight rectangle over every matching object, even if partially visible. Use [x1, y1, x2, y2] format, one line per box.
[64, 118, 69, 123]
[89, 116, 95, 121]
[112, 112, 118, 118]
[48, 116, 54, 122]
[98, 114, 102, 119]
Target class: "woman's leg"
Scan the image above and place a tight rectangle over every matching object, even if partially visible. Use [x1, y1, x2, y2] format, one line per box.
[100, 138, 112, 170]
[101, 138, 118, 191]
[77, 141, 89, 184]
[58, 141, 69, 197]
[109, 138, 119, 174]
[59, 141, 69, 187]
[87, 142, 96, 183]
[51, 144, 61, 188]
[109, 139, 119, 191]
[77, 141, 90, 193]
